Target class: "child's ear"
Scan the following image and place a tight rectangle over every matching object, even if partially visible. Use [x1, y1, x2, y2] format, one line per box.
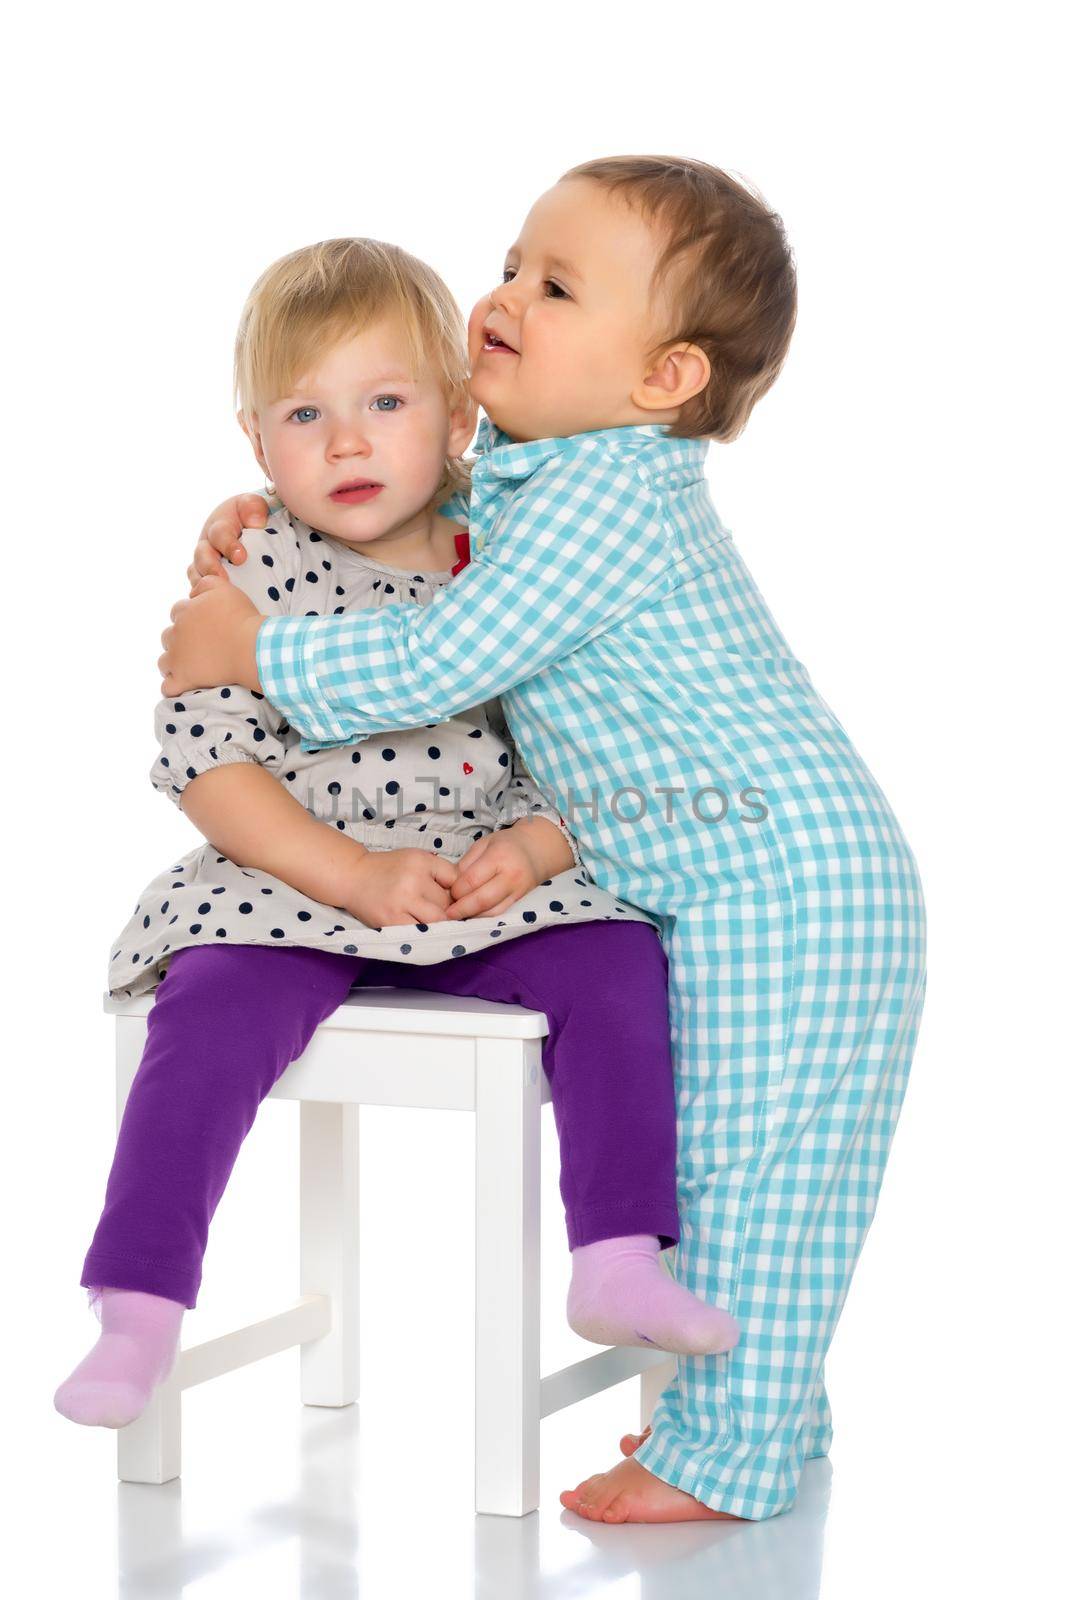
[632, 343, 712, 416]
[447, 391, 479, 457]
[238, 409, 270, 477]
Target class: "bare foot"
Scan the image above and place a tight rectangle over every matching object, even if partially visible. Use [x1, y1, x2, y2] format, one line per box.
[619, 1423, 652, 1457]
[560, 1455, 744, 1523]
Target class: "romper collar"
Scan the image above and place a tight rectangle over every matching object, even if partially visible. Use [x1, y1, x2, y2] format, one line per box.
[470, 412, 688, 484]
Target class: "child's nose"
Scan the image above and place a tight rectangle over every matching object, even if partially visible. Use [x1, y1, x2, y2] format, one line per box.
[327, 424, 371, 459]
[490, 280, 522, 318]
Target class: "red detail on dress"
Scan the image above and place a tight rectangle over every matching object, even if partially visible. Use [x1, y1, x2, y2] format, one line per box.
[451, 528, 471, 575]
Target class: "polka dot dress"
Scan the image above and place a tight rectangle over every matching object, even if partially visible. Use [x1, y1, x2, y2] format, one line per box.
[108, 510, 658, 1000]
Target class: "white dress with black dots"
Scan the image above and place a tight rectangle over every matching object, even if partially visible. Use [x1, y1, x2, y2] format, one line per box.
[107, 509, 658, 1000]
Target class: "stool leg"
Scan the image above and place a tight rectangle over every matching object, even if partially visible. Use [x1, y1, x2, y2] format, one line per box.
[300, 1101, 359, 1407]
[113, 1017, 182, 1484]
[117, 1377, 182, 1484]
[474, 1037, 542, 1517]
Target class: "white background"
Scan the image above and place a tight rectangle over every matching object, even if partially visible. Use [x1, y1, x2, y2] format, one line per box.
[4, 3, 1062, 1596]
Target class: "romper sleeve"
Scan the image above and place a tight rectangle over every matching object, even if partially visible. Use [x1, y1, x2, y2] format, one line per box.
[254, 447, 675, 750]
[480, 696, 581, 868]
[151, 517, 299, 808]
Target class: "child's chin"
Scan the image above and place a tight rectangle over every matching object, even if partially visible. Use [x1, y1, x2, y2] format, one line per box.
[470, 387, 525, 438]
[468, 366, 503, 406]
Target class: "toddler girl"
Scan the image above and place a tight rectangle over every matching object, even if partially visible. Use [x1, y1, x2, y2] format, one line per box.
[54, 237, 740, 1433]
[172, 158, 927, 1525]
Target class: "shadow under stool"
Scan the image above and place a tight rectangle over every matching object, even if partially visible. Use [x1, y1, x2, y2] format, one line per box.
[102, 985, 676, 1516]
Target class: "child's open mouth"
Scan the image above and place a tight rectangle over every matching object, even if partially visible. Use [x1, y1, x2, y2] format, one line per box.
[330, 481, 383, 504]
[483, 329, 518, 355]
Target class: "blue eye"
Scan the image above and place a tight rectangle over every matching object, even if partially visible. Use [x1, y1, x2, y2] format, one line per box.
[289, 406, 319, 424]
[371, 395, 403, 412]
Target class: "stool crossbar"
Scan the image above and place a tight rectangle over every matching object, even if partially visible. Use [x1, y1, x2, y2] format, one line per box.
[102, 986, 675, 1516]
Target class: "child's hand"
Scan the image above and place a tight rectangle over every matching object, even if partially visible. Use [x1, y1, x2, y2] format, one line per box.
[159, 574, 264, 697]
[187, 493, 271, 590]
[340, 849, 460, 929]
[444, 826, 548, 920]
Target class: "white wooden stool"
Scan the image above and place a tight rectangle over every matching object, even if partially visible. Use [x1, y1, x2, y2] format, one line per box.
[102, 985, 675, 1516]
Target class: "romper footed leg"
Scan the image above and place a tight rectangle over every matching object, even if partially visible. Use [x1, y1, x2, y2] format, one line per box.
[626, 882, 926, 1521]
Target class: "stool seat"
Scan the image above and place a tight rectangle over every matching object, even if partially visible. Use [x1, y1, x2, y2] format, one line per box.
[105, 983, 551, 1035]
[102, 984, 675, 1515]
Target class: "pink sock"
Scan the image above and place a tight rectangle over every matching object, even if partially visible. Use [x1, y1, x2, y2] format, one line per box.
[54, 1287, 185, 1429]
[566, 1235, 740, 1356]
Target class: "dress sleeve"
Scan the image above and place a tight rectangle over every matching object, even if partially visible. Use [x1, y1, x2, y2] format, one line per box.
[255, 448, 674, 750]
[151, 520, 298, 807]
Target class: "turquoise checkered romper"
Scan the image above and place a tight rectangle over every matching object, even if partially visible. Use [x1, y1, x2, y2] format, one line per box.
[256, 414, 927, 1520]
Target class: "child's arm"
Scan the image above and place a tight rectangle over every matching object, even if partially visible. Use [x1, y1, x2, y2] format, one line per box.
[260, 450, 671, 749]
[188, 485, 471, 586]
[176, 759, 457, 926]
[158, 516, 460, 924]
[482, 695, 583, 870]
[161, 449, 675, 748]
[156, 517, 368, 909]
[179, 761, 371, 909]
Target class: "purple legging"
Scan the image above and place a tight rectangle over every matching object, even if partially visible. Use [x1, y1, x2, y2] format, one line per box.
[81, 920, 680, 1308]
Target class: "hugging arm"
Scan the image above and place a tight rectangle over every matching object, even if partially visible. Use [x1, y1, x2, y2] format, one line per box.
[254, 452, 673, 749]
[190, 485, 472, 586]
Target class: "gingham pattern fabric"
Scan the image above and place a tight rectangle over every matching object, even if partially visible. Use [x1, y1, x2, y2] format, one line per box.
[257, 414, 927, 1520]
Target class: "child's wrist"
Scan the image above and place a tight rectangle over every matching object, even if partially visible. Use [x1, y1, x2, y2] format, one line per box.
[512, 814, 576, 876]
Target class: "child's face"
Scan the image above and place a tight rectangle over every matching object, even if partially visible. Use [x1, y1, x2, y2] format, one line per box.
[244, 315, 472, 548]
[467, 177, 674, 442]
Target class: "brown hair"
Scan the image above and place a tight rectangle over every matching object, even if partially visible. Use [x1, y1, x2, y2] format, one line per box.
[560, 155, 797, 441]
[233, 237, 472, 507]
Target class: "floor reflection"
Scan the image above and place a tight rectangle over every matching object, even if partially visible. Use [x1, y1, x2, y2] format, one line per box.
[112, 1393, 831, 1599]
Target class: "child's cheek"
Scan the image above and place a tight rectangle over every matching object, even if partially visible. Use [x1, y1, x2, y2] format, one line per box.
[467, 295, 492, 355]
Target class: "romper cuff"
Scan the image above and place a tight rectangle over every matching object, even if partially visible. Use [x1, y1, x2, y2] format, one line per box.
[256, 614, 356, 750]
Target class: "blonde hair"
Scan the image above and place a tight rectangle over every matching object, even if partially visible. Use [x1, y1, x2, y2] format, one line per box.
[561, 156, 797, 441]
[233, 237, 472, 508]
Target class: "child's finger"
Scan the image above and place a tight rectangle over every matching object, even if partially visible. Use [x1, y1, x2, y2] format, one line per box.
[236, 492, 270, 528]
[449, 893, 518, 921]
[190, 573, 225, 597]
[451, 836, 492, 878]
[431, 858, 459, 889]
[463, 894, 517, 919]
[447, 870, 514, 920]
[410, 898, 449, 923]
[191, 539, 231, 583]
[205, 518, 246, 564]
[449, 853, 497, 903]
